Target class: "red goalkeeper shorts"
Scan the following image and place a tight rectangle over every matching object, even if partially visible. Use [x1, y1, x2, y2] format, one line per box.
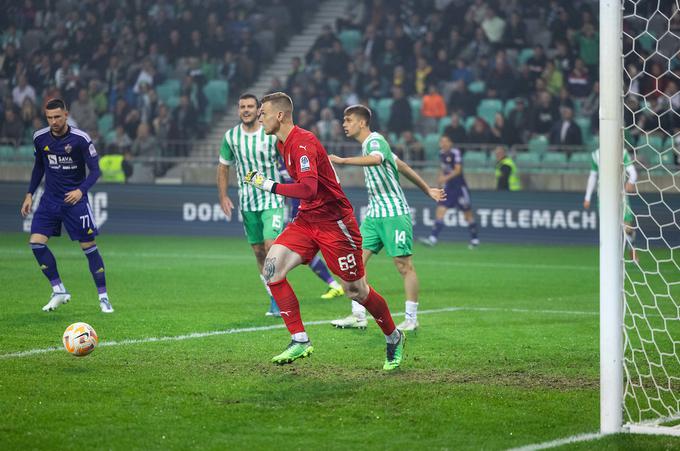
[274, 213, 365, 282]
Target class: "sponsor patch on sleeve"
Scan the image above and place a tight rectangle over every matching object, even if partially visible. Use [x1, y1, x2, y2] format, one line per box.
[300, 155, 310, 172]
[369, 140, 380, 150]
[88, 143, 97, 157]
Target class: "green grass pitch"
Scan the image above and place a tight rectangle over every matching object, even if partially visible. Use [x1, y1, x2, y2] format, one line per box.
[1, 232, 679, 450]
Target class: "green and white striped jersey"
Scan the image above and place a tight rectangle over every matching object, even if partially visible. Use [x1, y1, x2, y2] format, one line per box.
[219, 124, 284, 212]
[362, 132, 410, 218]
[591, 148, 634, 172]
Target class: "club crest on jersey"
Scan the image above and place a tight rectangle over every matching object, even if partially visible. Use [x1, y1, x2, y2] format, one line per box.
[300, 155, 310, 172]
[43, 145, 49, 152]
[65, 144, 72, 154]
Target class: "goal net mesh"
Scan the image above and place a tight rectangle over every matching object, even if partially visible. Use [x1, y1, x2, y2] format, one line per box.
[621, 0, 680, 428]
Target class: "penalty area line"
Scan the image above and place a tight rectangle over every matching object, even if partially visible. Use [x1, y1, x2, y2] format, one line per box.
[0, 306, 597, 360]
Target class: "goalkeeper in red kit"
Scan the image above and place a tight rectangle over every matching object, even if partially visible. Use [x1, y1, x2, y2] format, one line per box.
[245, 92, 405, 371]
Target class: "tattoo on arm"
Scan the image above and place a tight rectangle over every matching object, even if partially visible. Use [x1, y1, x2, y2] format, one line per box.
[263, 257, 277, 283]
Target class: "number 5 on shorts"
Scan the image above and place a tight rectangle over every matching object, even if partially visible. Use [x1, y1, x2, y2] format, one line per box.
[272, 214, 282, 229]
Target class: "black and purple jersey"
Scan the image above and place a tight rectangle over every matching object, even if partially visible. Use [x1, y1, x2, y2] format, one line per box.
[29, 126, 101, 204]
[440, 147, 467, 192]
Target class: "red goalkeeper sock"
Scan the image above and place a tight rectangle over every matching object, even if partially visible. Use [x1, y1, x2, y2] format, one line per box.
[268, 279, 305, 335]
[361, 286, 396, 336]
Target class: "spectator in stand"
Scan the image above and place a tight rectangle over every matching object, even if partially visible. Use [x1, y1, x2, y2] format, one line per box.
[12, 74, 37, 109]
[468, 117, 492, 144]
[481, 6, 506, 46]
[1, 108, 24, 145]
[421, 84, 447, 134]
[549, 106, 583, 149]
[574, 23, 599, 75]
[542, 60, 564, 96]
[443, 112, 468, 144]
[324, 40, 350, 81]
[392, 65, 413, 96]
[108, 125, 132, 154]
[396, 130, 425, 162]
[447, 79, 478, 117]
[487, 51, 517, 100]
[285, 56, 306, 91]
[504, 12, 528, 50]
[553, 39, 575, 73]
[452, 58, 474, 85]
[133, 59, 156, 94]
[414, 57, 433, 95]
[70, 88, 98, 134]
[566, 58, 591, 98]
[530, 91, 559, 136]
[317, 108, 341, 142]
[88, 80, 108, 115]
[581, 81, 600, 133]
[460, 27, 492, 63]
[306, 24, 337, 63]
[527, 45, 548, 83]
[490, 113, 518, 145]
[20, 98, 38, 130]
[431, 48, 452, 85]
[131, 122, 159, 159]
[388, 86, 413, 136]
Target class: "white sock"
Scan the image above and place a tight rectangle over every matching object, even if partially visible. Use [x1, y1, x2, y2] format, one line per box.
[292, 332, 309, 342]
[329, 280, 342, 290]
[429, 236, 437, 244]
[52, 283, 66, 293]
[98, 292, 108, 301]
[260, 274, 273, 296]
[405, 300, 418, 321]
[385, 329, 401, 344]
[351, 300, 367, 320]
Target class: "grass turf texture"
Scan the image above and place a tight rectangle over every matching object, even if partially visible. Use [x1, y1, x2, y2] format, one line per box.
[1, 232, 679, 450]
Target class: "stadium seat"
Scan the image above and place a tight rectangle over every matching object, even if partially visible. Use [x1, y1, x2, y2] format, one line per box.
[527, 135, 549, 154]
[463, 150, 489, 172]
[438, 117, 450, 134]
[575, 116, 592, 143]
[515, 152, 542, 172]
[518, 48, 534, 66]
[203, 80, 229, 111]
[569, 152, 593, 172]
[97, 113, 113, 136]
[409, 97, 422, 125]
[156, 79, 180, 104]
[476, 99, 503, 126]
[338, 29, 362, 55]
[0, 145, 16, 158]
[468, 80, 486, 94]
[541, 152, 568, 172]
[376, 98, 393, 129]
[423, 133, 440, 160]
[637, 135, 668, 167]
[17, 145, 34, 158]
[503, 99, 517, 117]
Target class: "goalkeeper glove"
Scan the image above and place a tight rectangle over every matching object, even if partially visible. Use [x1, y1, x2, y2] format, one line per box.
[244, 170, 277, 192]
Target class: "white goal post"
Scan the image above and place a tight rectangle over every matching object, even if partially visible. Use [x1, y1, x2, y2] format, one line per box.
[600, 0, 680, 437]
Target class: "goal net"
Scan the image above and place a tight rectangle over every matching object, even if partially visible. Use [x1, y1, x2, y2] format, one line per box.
[618, 0, 680, 435]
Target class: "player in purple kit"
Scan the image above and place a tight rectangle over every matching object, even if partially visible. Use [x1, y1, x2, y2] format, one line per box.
[20, 98, 113, 313]
[420, 135, 479, 248]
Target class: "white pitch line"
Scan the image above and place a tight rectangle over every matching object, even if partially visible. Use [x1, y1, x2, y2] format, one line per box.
[506, 431, 605, 450]
[0, 306, 597, 360]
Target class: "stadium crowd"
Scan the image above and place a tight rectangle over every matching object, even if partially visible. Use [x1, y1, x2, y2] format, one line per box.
[274, 0, 679, 164]
[1, 0, 678, 168]
[0, 0, 313, 164]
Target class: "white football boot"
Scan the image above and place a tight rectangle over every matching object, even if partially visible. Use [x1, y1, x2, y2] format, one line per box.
[331, 314, 368, 329]
[397, 319, 419, 332]
[42, 291, 71, 312]
[99, 297, 114, 313]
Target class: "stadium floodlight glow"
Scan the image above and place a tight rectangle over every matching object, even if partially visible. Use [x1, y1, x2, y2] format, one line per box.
[601, 0, 680, 437]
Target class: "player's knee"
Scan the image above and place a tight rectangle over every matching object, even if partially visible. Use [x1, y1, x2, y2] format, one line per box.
[344, 280, 368, 301]
[394, 258, 413, 277]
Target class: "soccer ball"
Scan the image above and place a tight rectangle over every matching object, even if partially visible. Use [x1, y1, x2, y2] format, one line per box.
[63, 322, 98, 356]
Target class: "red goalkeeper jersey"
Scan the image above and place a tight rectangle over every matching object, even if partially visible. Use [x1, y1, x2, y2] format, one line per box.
[277, 125, 354, 222]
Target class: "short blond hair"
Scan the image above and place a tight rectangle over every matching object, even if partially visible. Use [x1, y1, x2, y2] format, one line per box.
[261, 92, 294, 115]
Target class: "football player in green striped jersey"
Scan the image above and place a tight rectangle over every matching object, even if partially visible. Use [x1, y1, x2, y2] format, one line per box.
[328, 105, 445, 332]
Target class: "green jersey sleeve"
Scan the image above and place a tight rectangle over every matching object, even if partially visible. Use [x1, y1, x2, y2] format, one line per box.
[366, 138, 391, 162]
[623, 150, 633, 168]
[219, 134, 234, 164]
[591, 150, 599, 172]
